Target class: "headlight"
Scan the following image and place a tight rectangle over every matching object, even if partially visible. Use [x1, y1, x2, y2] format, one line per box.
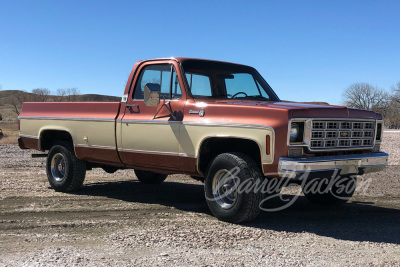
[290, 123, 299, 142]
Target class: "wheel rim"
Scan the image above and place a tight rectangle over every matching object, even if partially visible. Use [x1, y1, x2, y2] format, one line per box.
[212, 169, 238, 210]
[51, 153, 66, 182]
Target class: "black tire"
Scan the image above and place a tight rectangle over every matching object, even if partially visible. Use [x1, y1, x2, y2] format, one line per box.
[204, 152, 264, 223]
[102, 166, 119, 174]
[46, 143, 86, 192]
[301, 176, 356, 206]
[134, 170, 168, 184]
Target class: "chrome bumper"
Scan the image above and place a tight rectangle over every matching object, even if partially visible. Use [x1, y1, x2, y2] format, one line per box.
[278, 152, 389, 178]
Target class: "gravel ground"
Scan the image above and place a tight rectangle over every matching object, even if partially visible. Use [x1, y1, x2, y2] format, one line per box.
[0, 133, 399, 266]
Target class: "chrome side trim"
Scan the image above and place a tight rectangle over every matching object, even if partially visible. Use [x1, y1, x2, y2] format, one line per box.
[122, 119, 276, 130]
[20, 116, 275, 131]
[118, 148, 196, 158]
[183, 121, 275, 130]
[122, 119, 182, 124]
[75, 144, 116, 150]
[18, 116, 115, 122]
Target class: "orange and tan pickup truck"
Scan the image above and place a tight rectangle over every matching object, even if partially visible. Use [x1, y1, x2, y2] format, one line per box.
[18, 57, 389, 223]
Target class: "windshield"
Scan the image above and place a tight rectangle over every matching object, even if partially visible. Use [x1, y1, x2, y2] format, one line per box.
[181, 60, 280, 101]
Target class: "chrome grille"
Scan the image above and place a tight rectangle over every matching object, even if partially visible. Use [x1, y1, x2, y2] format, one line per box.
[310, 120, 375, 150]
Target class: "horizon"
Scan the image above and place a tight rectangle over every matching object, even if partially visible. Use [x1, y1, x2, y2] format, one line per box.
[1, 1, 399, 105]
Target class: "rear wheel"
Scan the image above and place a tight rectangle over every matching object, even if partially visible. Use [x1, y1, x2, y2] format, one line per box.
[204, 152, 264, 223]
[302, 176, 356, 206]
[46, 144, 86, 192]
[134, 170, 168, 184]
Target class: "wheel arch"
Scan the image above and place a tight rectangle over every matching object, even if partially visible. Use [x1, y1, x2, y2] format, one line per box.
[39, 128, 75, 152]
[197, 136, 263, 176]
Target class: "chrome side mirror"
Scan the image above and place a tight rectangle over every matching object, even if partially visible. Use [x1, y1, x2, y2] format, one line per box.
[144, 83, 160, 107]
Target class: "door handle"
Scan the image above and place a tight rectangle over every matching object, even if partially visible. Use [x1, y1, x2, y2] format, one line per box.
[126, 104, 138, 109]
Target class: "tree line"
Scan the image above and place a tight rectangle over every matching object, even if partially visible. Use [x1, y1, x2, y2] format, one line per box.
[342, 82, 400, 128]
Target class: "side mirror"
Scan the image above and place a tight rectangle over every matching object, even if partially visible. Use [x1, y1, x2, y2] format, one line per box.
[144, 83, 160, 107]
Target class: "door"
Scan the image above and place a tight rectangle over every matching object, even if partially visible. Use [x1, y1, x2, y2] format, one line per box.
[119, 62, 185, 171]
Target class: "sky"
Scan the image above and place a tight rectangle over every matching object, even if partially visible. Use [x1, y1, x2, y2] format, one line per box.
[0, 0, 399, 105]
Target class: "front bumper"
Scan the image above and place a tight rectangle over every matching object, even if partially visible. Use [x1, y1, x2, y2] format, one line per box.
[278, 152, 389, 178]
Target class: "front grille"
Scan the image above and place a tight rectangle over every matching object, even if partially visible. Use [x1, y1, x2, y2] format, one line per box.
[310, 120, 375, 150]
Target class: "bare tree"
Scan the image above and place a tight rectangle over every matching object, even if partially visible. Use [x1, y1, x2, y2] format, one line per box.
[11, 91, 32, 115]
[342, 83, 390, 111]
[31, 88, 51, 102]
[384, 81, 400, 127]
[392, 81, 400, 103]
[56, 88, 67, 101]
[57, 88, 80, 101]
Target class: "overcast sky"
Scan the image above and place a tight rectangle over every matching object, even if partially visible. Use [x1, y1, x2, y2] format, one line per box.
[1, 0, 399, 105]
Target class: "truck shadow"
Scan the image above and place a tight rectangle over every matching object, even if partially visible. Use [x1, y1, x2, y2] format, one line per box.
[253, 196, 400, 245]
[74, 179, 400, 245]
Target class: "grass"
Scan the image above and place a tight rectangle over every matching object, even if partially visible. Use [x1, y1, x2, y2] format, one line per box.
[0, 123, 19, 145]
[0, 135, 18, 145]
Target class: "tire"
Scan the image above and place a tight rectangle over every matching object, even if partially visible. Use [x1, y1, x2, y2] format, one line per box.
[204, 152, 264, 223]
[46, 143, 86, 192]
[134, 170, 168, 184]
[301, 176, 356, 206]
[102, 166, 119, 174]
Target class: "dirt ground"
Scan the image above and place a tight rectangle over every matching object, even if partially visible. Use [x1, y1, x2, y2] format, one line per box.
[0, 132, 399, 266]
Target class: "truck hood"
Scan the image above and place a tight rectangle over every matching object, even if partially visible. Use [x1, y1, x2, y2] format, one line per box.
[212, 100, 381, 120]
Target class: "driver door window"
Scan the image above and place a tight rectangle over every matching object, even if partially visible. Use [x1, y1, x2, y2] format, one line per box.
[134, 64, 182, 100]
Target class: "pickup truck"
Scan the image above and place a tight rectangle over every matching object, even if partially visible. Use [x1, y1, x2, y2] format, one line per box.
[18, 57, 389, 223]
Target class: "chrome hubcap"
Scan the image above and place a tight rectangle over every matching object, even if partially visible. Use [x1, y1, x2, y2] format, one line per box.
[51, 153, 66, 182]
[212, 169, 238, 210]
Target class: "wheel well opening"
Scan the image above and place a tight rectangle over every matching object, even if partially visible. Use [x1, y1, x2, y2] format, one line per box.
[40, 130, 73, 151]
[198, 137, 262, 175]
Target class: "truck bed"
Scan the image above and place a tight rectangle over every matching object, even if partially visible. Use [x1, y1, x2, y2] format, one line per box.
[19, 102, 122, 165]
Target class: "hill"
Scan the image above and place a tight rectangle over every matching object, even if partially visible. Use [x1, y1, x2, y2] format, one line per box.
[0, 90, 120, 122]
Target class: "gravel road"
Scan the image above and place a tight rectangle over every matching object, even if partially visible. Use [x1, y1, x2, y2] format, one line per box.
[1, 132, 399, 266]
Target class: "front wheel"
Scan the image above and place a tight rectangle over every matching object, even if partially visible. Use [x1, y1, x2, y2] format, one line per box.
[46, 144, 86, 192]
[301, 176, 356, 206]
[134, 170, 168, 184]
[204, 152, 264, 223]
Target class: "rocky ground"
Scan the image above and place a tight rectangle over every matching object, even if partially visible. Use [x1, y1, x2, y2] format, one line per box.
[0, 132, 399, 266]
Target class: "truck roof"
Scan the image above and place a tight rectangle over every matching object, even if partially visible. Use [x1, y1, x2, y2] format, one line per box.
[141, 57, 252, 68]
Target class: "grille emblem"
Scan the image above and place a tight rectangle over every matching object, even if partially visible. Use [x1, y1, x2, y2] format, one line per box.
[341, 132, 348, 137]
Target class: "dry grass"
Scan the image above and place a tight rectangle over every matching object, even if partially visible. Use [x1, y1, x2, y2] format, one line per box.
[0, 135, 18, 145]
[0, 123, 19, 145]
